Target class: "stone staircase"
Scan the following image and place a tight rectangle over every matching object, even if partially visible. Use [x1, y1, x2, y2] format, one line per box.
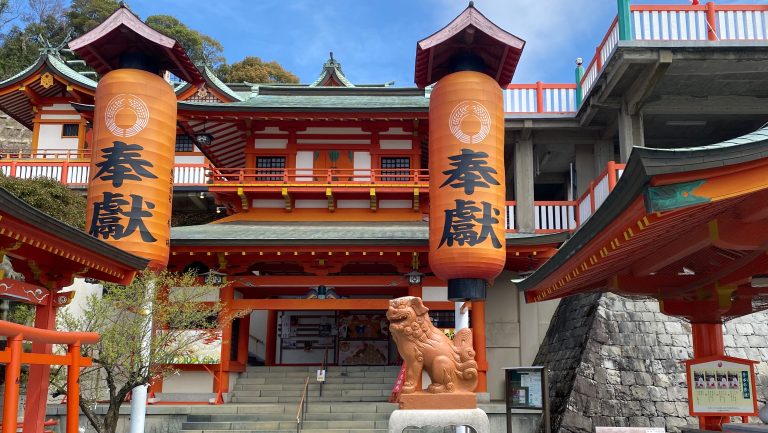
[180, 365, 400, 433]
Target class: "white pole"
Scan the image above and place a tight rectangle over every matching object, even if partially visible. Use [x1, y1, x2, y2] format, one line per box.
[128, 279, 154, 433]
[455, 301, 469, 433]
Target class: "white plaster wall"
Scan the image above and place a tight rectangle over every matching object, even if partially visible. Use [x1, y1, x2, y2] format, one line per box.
[252, 199, 284, 209]
[297, 139, 368, 145]
[295, 199, 326, 209]
[162, 371, 212, 393]
[301, 127, 364, 135]
[379, 200, 411, 209]
[174, 155, 205, 164]
[353, 151, 371, 181]
[254, 138, 287, 149]
[422, 286, 447, 301]
[42, 104, 73, 111]
[382, 127, 407, 134]
[296, 151, 314, 181]
[337, 200, 369, 209]
[380, 140, 412, 150]
[37, 124, 78, 151]
[39, 114, 81, 120]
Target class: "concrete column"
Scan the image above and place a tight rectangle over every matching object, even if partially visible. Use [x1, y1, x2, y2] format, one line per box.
[574, 143, 595, 197]
[593, 139, 614, 175]
[514, 137, 535, 232]
[617, 101, 645, 162]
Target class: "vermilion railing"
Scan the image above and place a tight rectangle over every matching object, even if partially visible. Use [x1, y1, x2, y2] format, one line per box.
[0, 320, 99, 433]
[504, 83, 577, 114]
[506, 162, 625, 233]
[580, 3, 768, 103]
[0, 158, 209, 186]
[207, 167, 430, 185]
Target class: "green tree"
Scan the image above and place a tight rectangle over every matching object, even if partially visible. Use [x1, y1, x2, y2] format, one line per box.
[0, 175, 86, 228]
[0, 13, 69, 79]
[145, 14, 224, 69]
[217, 56, 299, 84]
[65, 0, 118, 36]
[54, 270, 230, 433]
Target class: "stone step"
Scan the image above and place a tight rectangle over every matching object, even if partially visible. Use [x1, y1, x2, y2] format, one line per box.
[188, 411, 390, 423]
[183, 420, 388, 430]
[240, 370, 398, 379]
[234, 382, 392, 392]
[244, 366, 400, 373]
[231, 395, 390, 403]
[232, 389, 389, 398]
[235, 376, 396, 385]
[181, 430, 388, 433]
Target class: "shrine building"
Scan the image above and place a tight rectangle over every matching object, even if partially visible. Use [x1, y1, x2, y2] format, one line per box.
[0, 1, 768, 431]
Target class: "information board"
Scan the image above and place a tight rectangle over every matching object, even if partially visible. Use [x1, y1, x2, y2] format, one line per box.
[505, 367, 544, 409]
[684, 356, 758, 416]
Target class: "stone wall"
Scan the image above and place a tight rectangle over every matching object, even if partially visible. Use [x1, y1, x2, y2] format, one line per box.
[535, 293, 768, 433]
[0, 114, 31, 152]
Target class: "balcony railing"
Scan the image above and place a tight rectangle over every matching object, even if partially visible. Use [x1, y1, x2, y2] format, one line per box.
[0, 149, 209, 187]
[580, 3, 768, 103]
[506, 162, 625, 233]
[208, 167, 430, 186]
[504, 83, 577, 114]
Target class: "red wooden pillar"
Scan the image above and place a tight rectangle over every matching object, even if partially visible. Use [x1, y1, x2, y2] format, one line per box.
[470, 301, 488, 393]
[692, 323, 728, 430]
[216, 286, 235, 395]
[238, 313, 250, 366]
[23, 302, 57, 433]
[407, 284, 422, 298]
[2, 335, 23, 433]
[66, 342, 81, 433]
[265, 310, 277, 366]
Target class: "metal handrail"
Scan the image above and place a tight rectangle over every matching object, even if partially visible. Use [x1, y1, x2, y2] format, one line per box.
[296, 376, 310, 433]
[319, 348, 329, 397]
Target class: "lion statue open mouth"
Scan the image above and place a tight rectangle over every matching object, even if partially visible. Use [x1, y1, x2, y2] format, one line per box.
[387, 296, 478, 394]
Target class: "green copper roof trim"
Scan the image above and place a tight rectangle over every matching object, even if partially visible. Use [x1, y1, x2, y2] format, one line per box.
[202, 66, 243, 101]
[310, 53, 354, 87]
[0, 54, 96, 90]
[645, 180, 709, 213]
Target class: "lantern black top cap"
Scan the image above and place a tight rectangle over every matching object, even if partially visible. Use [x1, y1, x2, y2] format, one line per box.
[68, 3, 204, 85]
[414, 2, 525, 88]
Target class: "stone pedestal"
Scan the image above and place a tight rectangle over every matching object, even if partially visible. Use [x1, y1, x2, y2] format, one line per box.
[399, 392, 476, 410]
[388, 408, 490, 433]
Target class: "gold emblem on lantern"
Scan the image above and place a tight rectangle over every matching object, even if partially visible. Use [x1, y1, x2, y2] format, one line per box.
[449, 101, 491, 144]
[104, 94, 150, 137]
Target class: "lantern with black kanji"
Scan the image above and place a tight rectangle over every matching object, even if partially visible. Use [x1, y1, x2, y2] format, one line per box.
[86, 68, 176, 268]
[428, 71, 506, 300]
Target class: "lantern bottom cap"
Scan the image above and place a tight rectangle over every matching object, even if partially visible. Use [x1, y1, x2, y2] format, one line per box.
[447, 278, 486, 301]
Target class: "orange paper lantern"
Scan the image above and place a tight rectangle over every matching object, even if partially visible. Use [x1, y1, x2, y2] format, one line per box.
[428, 71, 506, 298]
[86, 69, 176, 268]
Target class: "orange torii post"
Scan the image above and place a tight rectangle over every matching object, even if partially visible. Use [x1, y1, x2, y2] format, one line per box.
[0, 320, 99, 433]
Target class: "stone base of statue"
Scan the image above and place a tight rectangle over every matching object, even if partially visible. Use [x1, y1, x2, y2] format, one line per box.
[398, 392, 477, 410]
[388, 408, 490, 433]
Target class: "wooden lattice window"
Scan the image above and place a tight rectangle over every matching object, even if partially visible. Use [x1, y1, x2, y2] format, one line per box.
[381, 157, 410, 181]
[256, 156, 286, 181]
[62, 124, 80, 138]
[175, 135, 195, 153]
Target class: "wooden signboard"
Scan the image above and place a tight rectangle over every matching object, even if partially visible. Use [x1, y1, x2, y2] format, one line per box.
[683, 356, 759, 417]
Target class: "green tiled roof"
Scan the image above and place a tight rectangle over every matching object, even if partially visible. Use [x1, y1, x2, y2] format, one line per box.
[179, 87, 430, 112]
[0, 54, 96, 89]
[171, 221, 568, 247]
[46, 55, 97, 88]
[203, 67, 243, 101]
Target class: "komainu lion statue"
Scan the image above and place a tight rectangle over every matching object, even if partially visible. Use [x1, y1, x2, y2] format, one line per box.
[387, 296, 478, 394]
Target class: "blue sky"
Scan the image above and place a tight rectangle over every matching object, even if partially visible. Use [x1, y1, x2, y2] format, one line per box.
[127, 0, 765, 86]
